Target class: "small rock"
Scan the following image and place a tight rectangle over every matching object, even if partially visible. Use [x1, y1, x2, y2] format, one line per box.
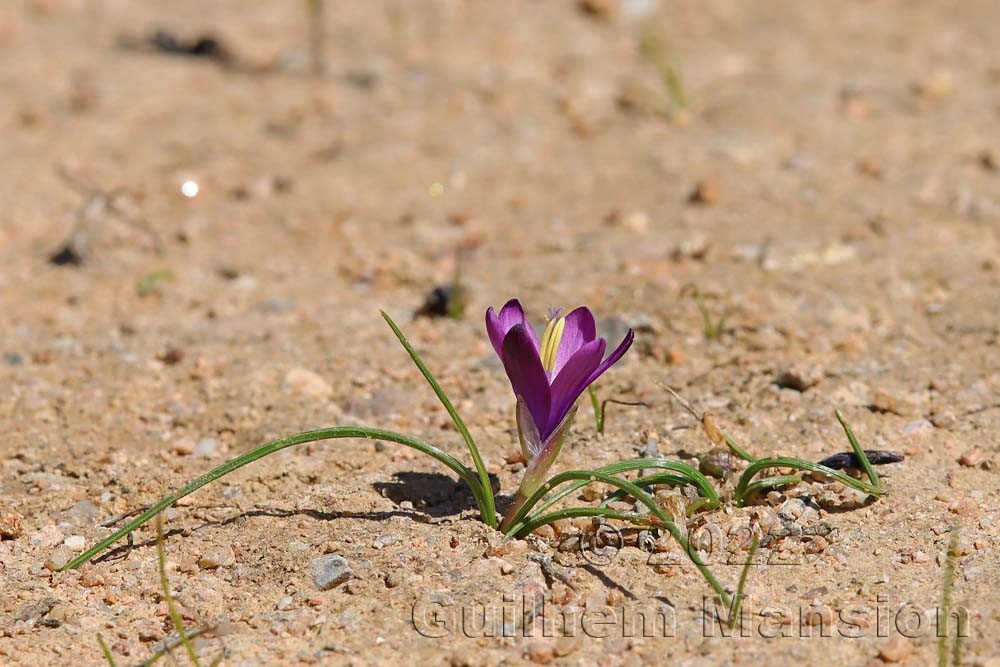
[309, 554, 352, 591]
[958, 449, 987, 468]
[528, 640, 555, 664]
[384, 571, 402, 588]
[930, 410, 957, 429]
[43, 603, 71, 627]
[64, 500, 100, 524]
[194, 438, 220, 457]
[45, 546, 74, 571]
[778, 497, 806, 521]
[172, 438, 196, 456]
[912, 70, 954, 100]
[953, 536, 974, 557]
[688, 179, 723, 205]
[948, 497, 979, 518]
[80, 570, 104, 587]
[774, 363, 823, 392]
[805, 536, 828, 554]
[283, 368, 331, 398]
[979, 149, 998, 172]
[576, 0, 616, 21]
[276, 595, 294, 611]
[372, 532, 401, 550]
[554, 636, 579, 657]
[0, 509, 24, 539]
[198, 546, 235, 569]
[878, 635, 912, 662]
[64, 535, 86, 551]
[623, 210, 649, 234]
[698, 449, 735, 478]
[157, 346, 184, 366]
[871, 389, 923, 416]
[900, 419, 933, 440]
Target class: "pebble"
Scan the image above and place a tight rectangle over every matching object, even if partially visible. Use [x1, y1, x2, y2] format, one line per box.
[194, 438, 220, 457]
[912, 69, 954, 100]
[900, 419, 933, 441]
[198, 546, 235, 569]
[384, 571, 402, 588]
[528, 640, 555, 664]
[688, 179, 723, 205]
[878, 635, 912, 662]
[948, 498, 979, 518]
[64, 535, 86, 551]
[774, 363, 823, 392]
[0, 509, 24, 539]
[276, 595, 294, 611]
[372, 532, 401, 549]
[309, 554, 352, 591]
[871, 389, 923, 417]
[45, 546, 74, 571]
[172, 438, 196, 456]
[958, 449, 988, 467]
[930, 410, 957, 429]
[778, 497, 807, 520]
[283, 368, 331, 398]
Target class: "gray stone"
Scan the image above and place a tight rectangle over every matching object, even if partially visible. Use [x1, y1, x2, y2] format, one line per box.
[309, 554, 352, 591]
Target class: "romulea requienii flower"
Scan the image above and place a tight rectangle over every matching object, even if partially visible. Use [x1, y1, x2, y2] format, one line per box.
[486, 299, 634, 526]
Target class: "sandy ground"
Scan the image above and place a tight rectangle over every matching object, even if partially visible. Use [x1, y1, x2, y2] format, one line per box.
[1, 1, 999, 665]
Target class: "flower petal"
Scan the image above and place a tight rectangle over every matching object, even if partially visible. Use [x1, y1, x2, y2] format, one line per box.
[486, 299, 538, 359]
[500, 323, 551, 434]
[546, 338, 605, 437]
[552, 306, 596, 375]
[584, 328, 634, 388]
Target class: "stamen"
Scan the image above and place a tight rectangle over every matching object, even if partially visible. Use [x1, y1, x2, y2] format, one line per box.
[539, 316, 566, 372]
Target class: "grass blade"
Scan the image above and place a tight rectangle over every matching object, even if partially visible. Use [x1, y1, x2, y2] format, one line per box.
[734, 456, 882, 506]
[588, 385, 604, 434]
[939, 524, 960, 667]
[504, 458, 718, 534]
[508, 468, 730, 607]
[835, 409, 882, 493]
[97, 634, 116, 666]
[381, 311, 496, 527]
[156, 516, 200, 667]
[63, 426, 485, 570]
[729, 535, 759, 630]
[598, 473, 701, 508]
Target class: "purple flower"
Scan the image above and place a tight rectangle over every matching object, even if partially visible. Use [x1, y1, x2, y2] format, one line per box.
[487, 299, 634, 509]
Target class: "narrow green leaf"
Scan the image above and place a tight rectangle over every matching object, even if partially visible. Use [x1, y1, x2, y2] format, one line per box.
[64, 427, 485, 570]
[734, 456, 881, 506]
[835, 409, 882, 493]
[508, 469, 730, 607]
[380, 311, 496, 527]
[156, 516, 200, 667]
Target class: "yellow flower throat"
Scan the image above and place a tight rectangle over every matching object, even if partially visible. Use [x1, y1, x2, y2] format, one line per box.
[539, 316, 566, 373]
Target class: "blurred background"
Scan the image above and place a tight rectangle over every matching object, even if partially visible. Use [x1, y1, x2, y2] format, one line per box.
[3, 0, 999, 454]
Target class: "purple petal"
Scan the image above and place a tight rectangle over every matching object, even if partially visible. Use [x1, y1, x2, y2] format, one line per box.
[546, 338, 605, 438]
[584, 328, 634, 388]
[500, 324, 551, 435]
[486, 299, 538, 359]
[552, 307, 597, 376]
